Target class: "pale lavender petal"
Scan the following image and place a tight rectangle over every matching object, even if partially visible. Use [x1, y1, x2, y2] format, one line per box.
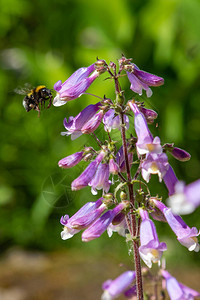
[127, 71, 153, 97]
[62, 102, 101, 139]
[70, 203, 107, 229]
[103, 109, 129, 132]
[141, 153, 169, 183]
[54, 80, 62, 92]
[58, 64, 95, 93]
[53, 66, 98, 106]
[128, 101, 154, 154]
[163, 165, 178, 195]
[71, 151, 105, 191]
[81, 110, 104, 134]
[139, 208, 167, 267]
[82, 202, 128, 242]
[109, 158, 119, 174]
[89, 163, 111, 195]
[152, 199, 200, 252]
[183, 179, 200, 209]
[60, 73, 98, 100]
[60, 198, 103, 240]
[161, 270, 200, 300]
[101, 271, 136, 300]
[133, 68, 164, 87]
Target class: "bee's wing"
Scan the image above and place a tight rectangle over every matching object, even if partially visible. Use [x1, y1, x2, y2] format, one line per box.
[14, 87, 27, 95]
[14, 83, 33, 95]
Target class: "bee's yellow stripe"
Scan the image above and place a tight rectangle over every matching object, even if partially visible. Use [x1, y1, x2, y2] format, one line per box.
[27, 90, 34, 97]
[35, 85, 46, 92]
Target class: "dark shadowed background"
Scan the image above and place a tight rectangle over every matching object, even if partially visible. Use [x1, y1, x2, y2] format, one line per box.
[0, 0, 200, 298]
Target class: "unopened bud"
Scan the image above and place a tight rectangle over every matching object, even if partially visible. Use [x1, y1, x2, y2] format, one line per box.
[84, 146, 94, 153]
[135, 189, 144, 204]
[118, 55, 132, 66]
[109, 61, 115, 68]
[95, 59, 107, 73]
[163, 143, 191, 162]
[116, 92, 125, 105]
[120, 191, 127, 201]
[103, 193, 114, 202]
[83, 153, 94, 161]
[139, 107, 158, 124]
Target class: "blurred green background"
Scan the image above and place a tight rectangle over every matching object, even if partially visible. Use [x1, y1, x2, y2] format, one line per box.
[1, 0, 200, 272]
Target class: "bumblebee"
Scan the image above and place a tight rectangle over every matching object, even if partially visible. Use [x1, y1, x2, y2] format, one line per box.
[16, 84, 53, 116]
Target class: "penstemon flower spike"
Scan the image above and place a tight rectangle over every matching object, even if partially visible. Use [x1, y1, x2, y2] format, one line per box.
[52, 55, 200, 299]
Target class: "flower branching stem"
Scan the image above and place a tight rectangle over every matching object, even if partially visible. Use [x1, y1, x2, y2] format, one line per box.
[91, 133, 103, 148]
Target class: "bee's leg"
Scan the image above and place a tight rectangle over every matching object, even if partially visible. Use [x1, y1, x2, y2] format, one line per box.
[35, 105, 41, 117]
[47, 96, 52, 109]
[40, 99, 43, 110]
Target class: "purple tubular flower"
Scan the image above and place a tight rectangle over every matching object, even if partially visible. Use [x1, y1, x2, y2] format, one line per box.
[103, 109, 129, 132]
[127, 71, 153, 98]
[70, 202, 108, 230]
[58, 151, 84, 168]
[141, 152, 169, 183]
[107, 213, 127, 237]
[61, 102, 101, 140]
[88, 163, 111, 195]
[82, 201, 129, 242]
[167, 179, 200, 215]
[81, 110, 104, 134]
[123, 285, 137, 298]
[60, 198, 103, 240]
[139, 208, 167, 268]
[53, 64, 99, 106]
[161, 270, 200, 300]
[71, 150, 105, 191]
[127, 63, 164, 97]
[163, 165, 178, 196]
[101, 271, 136, 300]
[152, 199, 200, 252]
[116, 146, 133, 173]
[133, 64, 164, 86]
[109, 158, 119, 175]
[128, 101, 162, 155]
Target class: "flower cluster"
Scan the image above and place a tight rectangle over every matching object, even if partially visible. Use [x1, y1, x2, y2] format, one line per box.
[53, 56, 200, 299]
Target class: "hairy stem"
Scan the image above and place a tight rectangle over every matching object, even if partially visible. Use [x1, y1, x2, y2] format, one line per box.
[119, 111, 144, 300]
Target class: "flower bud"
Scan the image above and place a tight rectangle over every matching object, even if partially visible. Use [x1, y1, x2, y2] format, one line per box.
[118, 55, 132, 66]
[83, 153, 94, 161]
[164, 143, 191, 162]
[120, 191, 127, 201]
[139, 107, 158, 124]
[116, 91, 125, 105]
[95, 59, 107, 73]
[58, 151, 84, 168]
